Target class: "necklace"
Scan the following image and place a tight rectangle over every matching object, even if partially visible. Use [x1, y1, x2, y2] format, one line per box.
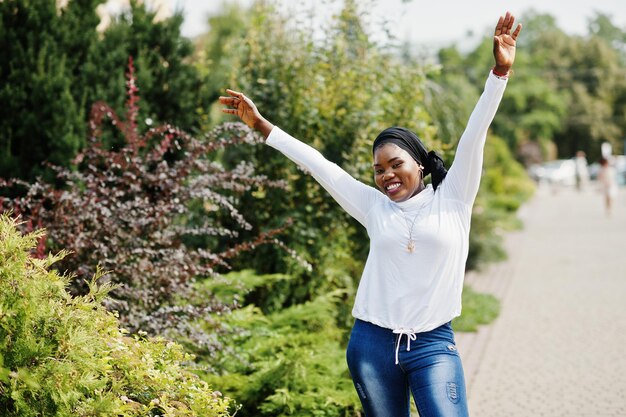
[396, 206, 424, 253]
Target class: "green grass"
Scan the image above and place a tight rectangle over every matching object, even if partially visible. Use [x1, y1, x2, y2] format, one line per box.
[452, 285, 500, 332]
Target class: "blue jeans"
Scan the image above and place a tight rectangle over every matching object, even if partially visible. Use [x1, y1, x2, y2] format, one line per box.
[346, 319, 469, 417]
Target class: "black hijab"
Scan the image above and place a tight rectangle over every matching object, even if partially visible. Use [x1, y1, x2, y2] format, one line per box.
[372, 127, 447, 191]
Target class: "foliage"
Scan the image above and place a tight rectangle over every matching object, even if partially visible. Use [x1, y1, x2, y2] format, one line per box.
[0, 213, 231, 416]
[435, 10, 626, 163]
[195, 270, 361, 417]
[0, 58, 290, 350]
[0, 0, 99, 179]
[529, 21, 625, 160]
[452, 285, 500, 332]
[0, 0, 206, 181]
[467, 135, 534, 270]
[481, 135, 536, 207]
[193, 2, 251, 131]
[423, 66, 479, 147]
[199, 0, 440, 296]
[425, 56, 535, 270]
[588, 12, 626, 54]
[86, 0, 205, 133]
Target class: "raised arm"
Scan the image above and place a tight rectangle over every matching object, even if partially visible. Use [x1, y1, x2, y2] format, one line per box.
[442, 12, 522, 204]
[219, 90, 383, 227]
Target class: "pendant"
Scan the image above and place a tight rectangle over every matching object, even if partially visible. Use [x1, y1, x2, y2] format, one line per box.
[407, 240, 415, 253]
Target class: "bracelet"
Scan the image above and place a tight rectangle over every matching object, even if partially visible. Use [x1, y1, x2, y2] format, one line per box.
[492, 67, 510, 79]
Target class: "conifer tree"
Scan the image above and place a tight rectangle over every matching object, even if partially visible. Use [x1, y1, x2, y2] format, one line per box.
[0, 0, 98, 179]
[0, 0, 206, 181]
[85, 0, 203, 134]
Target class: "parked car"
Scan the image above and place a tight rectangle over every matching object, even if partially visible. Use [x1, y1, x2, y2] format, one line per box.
[528, 159, 577, 186]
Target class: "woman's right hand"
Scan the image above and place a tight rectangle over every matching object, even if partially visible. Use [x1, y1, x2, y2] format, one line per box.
[219, 89, 274, 138]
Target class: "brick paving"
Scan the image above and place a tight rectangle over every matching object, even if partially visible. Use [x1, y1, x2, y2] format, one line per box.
[455, 184, 626, 417]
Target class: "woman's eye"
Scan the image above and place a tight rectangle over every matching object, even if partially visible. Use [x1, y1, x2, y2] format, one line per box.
[393, 163, 402, 169]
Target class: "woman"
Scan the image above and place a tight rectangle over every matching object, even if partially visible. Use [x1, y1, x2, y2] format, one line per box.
[598, 157, 618, 216]
[220, 12, 521, 417]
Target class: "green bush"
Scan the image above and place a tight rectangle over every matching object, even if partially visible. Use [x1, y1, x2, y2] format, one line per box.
[452, 285, 500, 332]
[467, 135, 535, 270]
[1, 57, 292, 352]
[0, 214, 230, 416]
[195, 271, 361, 417]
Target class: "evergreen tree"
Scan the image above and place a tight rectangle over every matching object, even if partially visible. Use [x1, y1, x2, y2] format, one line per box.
[0, 0, 207, 181]
[0, 0, 100, 180]
[86, 0, 203, 134]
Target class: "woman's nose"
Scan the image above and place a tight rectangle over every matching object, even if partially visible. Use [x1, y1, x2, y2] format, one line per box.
[383, 171, 395, 181]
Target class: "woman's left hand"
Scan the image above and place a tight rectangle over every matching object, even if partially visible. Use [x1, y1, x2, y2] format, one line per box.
[219, 89, 274, 138]
[493, 11, 522, 76]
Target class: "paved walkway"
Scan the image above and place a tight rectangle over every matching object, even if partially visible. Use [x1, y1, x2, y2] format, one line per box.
[455, 184, 626, 417]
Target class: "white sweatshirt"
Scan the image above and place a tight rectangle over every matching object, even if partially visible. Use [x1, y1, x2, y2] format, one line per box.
[266, 71, 507, 334]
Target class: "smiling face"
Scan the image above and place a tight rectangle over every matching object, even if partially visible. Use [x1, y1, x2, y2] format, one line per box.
[373, 143, 425, 202]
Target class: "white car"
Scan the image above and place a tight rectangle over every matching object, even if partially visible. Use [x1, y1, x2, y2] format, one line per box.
[528, 159, 577, 186]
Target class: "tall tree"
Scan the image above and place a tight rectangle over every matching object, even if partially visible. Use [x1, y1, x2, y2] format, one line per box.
[0, 0, 102, 180]
[86, 1, 203, 133]
[0, 0, 206, 181]
[588, 12, 626, 58]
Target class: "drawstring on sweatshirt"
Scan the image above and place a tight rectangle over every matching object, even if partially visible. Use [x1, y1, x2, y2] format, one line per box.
[393, 329, 417, 365]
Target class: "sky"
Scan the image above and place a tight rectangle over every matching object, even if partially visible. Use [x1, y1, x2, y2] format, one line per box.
[172, 0, 626, 49]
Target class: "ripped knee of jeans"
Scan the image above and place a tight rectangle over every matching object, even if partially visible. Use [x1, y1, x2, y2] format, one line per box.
[447, 382, 460, 404]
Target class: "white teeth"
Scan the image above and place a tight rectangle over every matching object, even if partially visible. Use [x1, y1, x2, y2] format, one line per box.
[386, 183, 401, 191]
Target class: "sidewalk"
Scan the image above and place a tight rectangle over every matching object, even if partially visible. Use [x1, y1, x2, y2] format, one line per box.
[456, 184, 626, 417]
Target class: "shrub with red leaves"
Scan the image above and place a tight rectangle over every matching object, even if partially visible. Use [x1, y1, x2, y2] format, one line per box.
[0, 57, 292, 350]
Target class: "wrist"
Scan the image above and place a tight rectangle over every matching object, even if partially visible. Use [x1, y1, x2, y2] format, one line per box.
[254, 117, 274, 140]
[492, 66, 511, 79]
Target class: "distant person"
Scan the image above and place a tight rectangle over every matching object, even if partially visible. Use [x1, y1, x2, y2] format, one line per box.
[220, 12, 521, 417]
[598, 157, 618, 216]
[574, 151, 589, 191]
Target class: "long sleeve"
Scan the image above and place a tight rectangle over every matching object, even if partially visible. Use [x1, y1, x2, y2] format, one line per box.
[265, 127, 384, 227]
[442, 71, 508, 204]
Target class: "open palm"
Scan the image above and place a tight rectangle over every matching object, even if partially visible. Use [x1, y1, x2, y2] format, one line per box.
[493, 12, 522, 71]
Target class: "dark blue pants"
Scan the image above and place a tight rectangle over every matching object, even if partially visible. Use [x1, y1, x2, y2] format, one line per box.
[346, 319, 469, 417]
